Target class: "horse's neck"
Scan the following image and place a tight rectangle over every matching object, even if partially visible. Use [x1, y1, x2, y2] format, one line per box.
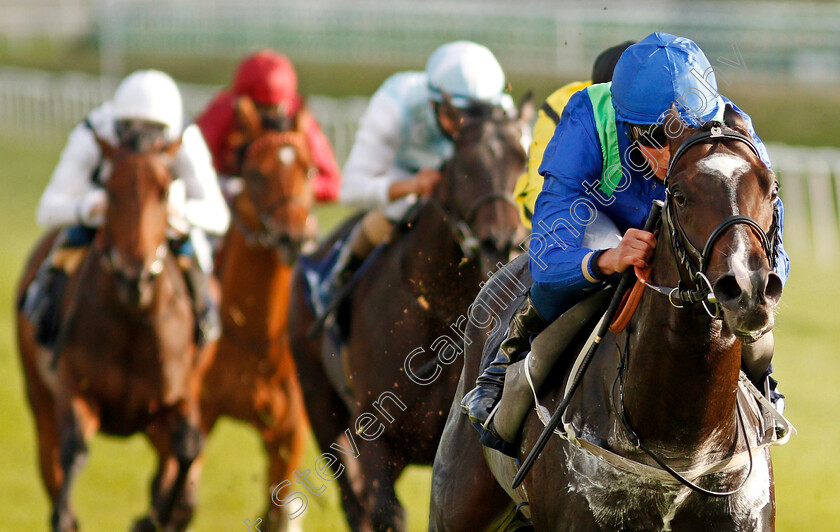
[622, 244, 741, 451]
[401, 203, 482, 313]
[218, 227, 292, 339]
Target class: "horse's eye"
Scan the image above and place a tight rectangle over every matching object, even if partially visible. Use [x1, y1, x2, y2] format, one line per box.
[771, 183, 779, 200]
[672, 190, 687, 207]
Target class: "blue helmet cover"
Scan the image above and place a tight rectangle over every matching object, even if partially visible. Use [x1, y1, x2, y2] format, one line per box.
[611, 32, 723, 127]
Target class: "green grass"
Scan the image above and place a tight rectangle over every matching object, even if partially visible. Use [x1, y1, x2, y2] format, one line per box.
[1, 130, 839, 530]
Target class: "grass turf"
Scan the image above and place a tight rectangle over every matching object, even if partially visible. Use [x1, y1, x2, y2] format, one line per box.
[0, 131, 838, 531]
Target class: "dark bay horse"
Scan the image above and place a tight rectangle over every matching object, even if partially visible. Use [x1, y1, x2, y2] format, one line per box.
[198, 103, 313, 531]
[430, 106, 786, 531]
[16, 139, 211, 531]
[288, 97, 533, 531]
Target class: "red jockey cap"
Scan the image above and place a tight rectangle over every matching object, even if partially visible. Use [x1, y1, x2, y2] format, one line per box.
[232, 50, 300, 111]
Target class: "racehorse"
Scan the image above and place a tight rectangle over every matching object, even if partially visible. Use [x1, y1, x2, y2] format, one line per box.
[288, 96, 533, 531]
[16, 138, 210, 532]
[198, 100, 313, 531]
[430, 106, 786, 531]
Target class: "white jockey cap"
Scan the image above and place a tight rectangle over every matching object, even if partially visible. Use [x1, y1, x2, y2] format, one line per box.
[426, 41, 507, 108]
[112, 70, 184, 140]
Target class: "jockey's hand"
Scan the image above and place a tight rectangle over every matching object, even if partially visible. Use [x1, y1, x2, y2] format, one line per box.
[412, 168, 442, 197]
[387, 168, 442, 200]
[597, 228, 657, 276]
[79, 189, 108, 226]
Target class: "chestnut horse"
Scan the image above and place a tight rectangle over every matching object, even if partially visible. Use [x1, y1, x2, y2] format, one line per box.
[430, 107, 787, 531]
[16, 139, 211, 531]
[198, 107, 313, 531]
[288, 97, 533, 531]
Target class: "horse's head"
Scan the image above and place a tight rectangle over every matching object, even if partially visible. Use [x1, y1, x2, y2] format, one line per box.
[97, 138, 179, 308]
[233, 97, 314, 263]
[434, 94, 533, 272]
[663, 105, 782, 342]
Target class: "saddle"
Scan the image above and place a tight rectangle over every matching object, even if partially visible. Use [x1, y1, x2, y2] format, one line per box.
[467, 254, 614, 456]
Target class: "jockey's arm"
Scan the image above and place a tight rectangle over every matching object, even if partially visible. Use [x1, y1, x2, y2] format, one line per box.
[173, 124, 231, 237]
[36, 121, 106, 229]
[339, 88, 414, 210]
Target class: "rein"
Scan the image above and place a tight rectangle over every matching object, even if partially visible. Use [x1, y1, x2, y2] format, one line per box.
[641, 125, 780, 319]
[427, 146, 520, 261]
[233, 133, 317, 263]
[513, 123, 783, 493]
[612, 326, 755, 497]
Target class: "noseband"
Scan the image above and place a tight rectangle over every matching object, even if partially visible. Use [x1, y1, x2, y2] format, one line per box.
[428, 126, 521, 260]
[647, 125, 781, 318]
[234, 138, 317, 263]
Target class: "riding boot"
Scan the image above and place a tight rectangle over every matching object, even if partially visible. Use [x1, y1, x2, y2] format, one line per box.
[461, 294, 549, 426]
[742, 333, 786, 437]
[182, 259, 220, 347]
[23, 264, 68, 350]
[316, 221, 383, 318]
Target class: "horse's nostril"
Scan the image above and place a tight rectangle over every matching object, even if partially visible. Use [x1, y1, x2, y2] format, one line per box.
[714, 274, 742, 306]
[764, 272, 783, 304]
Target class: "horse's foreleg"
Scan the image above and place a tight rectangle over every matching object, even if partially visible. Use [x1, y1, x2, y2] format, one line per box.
[139, 405, 204, 532]
[52, 394, 99, 532]
[358, 441, 408, 532]
[429, 376, 513, 532]
[262, 416, 306, 531]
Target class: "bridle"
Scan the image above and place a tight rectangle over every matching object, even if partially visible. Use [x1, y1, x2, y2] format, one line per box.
[615, 123, 781, 497]
[642, 124, 781, 318]
[427, 120, 522, 261]
[233, 134, 317, 264]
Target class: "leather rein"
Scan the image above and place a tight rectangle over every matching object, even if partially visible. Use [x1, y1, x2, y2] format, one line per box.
[232, 134, 317, 264]
[641, 124, 780, 319]
[612, 124, 781, 497]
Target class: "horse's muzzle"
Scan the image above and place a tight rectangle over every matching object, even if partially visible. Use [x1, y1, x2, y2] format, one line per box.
[714, 266, 783, 335]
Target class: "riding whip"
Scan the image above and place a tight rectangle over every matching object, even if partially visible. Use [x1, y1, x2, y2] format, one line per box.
[512, 199, 664, 490]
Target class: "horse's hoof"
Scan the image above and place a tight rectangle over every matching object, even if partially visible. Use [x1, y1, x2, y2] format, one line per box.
[131, 516, 159, 532]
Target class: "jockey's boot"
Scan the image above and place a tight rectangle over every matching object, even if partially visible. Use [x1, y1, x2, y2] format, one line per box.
[23, 263, 69, 351]
[316, 213, 392, 318]
[316, 235, 365, 318]
[182, 258, 220, 347]
[461, 295, 549, 426]
[742, 332, 786, 438]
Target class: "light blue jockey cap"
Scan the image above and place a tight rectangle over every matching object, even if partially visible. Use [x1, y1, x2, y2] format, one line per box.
[425, 41, 508, 109]
[611, 32, 725, 127]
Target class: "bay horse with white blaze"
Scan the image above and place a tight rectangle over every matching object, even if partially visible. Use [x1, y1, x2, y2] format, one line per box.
[289, 97, 533, 531]
[16, 138, 211, 532]
[198, 101, 312, 531]
[430, 106, 787, 531]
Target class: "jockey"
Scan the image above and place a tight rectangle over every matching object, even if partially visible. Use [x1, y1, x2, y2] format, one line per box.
[196, 49, 341, 201]
[316, 40, 517, 313]
[514, 41, 635, 229]
[463, 33, 790, 431]
[24, 69, 230, 349]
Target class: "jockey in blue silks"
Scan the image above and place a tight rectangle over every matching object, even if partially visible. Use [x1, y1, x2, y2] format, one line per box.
[462, 32, 790, 433]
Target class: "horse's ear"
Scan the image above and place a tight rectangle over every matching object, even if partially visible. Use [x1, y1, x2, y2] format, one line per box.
[723, 104, 750, 135]
[163, 138, 182, 159]
[664, 103, 691, 153]
[235, 95, 262, 141]
[517, 90, 535, 125]
[292, 102, 309, 134]
[95, 134, 116, 160]
[436, 92, 464, 139]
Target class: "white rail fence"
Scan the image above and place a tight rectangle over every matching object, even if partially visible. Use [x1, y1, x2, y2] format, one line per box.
[1, 66, 837, 262]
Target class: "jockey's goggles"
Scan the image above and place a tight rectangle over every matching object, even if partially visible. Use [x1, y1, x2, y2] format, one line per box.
[255, 102, 291, 131]
[115, 119, 167, 152]
[630, 123, 668, 148]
